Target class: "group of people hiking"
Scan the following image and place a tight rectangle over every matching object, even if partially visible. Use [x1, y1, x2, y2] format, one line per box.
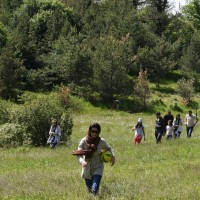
[45, 110, 198, 197]
[133, 110, 199, 144]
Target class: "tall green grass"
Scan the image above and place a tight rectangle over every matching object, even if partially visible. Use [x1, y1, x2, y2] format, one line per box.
[0, 109, 200, 199]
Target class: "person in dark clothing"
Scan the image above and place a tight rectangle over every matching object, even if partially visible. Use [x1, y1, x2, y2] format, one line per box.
[163, 111, 174, 136]
[173, 114, 183, 138]
[155, 112, 165, 143]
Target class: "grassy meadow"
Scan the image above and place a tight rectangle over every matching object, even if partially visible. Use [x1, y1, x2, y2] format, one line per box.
[1, 103, 200, 200]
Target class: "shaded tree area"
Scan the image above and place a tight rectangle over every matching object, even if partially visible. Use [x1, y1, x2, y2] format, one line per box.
[0, 0, 200, 105]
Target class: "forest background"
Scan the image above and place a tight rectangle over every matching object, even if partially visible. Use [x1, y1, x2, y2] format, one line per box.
[1, 0, 200, 104]
[0, 0, 200, 146]
[1, 0, 200, 145]
[0, 0, 200, 199]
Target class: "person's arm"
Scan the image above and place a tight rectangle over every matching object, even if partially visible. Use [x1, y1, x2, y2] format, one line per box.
[51, 126, 61, 136]
[49, 126, 54, 136]
[185, 115, 188, 125]
[102, 139, 115, 166]
[142, 126, 145, 141]
[77, 138, 87, 167]
[161, 118, 165, 132]
[132, 124, 137, 130]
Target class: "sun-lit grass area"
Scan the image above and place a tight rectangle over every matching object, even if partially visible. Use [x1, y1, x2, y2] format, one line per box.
[1, 107, 200, 199]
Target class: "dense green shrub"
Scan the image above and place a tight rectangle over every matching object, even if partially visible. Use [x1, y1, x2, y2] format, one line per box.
[8, 92, 73, 146]
[169, 102, 183, 112]
[0, 100, 13, 124]
[59, 110, 73, 143]
[0, 123, 25, 147]
[0, 22, 8, 48]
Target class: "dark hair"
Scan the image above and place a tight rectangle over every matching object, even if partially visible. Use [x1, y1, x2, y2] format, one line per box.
[89, 123, 101, 133]
[168, 120, 173, 126]
[156, 112, 161, 115]
[135, 122, 143, 129]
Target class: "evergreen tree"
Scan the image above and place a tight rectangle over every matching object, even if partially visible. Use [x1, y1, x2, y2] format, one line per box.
[12, 0, 80, 70]
[135, 38, 176, 88]
[0, 22, 8, 48]
[181, 31, 200, 74]
[183, 0, 200, 30]
[91, 35, 131, 101]
[34, 32, 93, 91]
[0, 43, 25, 99]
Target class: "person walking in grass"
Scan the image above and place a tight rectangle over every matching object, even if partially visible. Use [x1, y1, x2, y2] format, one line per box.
[163, 111, 174, 136]
[47, 119, 61, 148]
[173, 114, 183, 138]
[165, 120, 174, 140]
[72, 123, 115, 197]
[132, 118, 145, 144]
[185, 110, 199, 138]
[155, 112, 165, 144]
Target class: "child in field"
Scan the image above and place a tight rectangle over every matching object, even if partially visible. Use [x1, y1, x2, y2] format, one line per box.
[166, 120, 174, 140]
[132, 118, 145, 144]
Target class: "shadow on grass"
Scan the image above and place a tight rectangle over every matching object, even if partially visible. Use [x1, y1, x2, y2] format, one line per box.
[150, 71, 183, 84]
[87, 97, 169, 115]
[151, 86, 175, 94]
[113, 98, 167, 115]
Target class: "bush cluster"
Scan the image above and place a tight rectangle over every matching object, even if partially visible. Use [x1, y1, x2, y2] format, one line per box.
[0, 91, 73, 147]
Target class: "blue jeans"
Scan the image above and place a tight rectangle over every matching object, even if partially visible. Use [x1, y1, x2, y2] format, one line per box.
[174, 131, 181, 138]
[85, 174, 102, 195]
[166, 135, 172, 140]
[186, 126, 193, 138]
[155, 130, 163, 143]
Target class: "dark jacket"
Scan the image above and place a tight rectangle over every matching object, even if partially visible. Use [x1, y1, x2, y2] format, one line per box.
[164, 114, 174, 126]
[155, 117, 165, 131]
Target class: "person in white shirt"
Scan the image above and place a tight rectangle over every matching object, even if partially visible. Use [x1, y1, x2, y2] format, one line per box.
[132, 118, 146, 144]
[47, 119, 61, 148]
[72, 123, 115, 196]
[166, 120, 174, 140]
[185, 111, 198, 138]
[173, 114, 183, 138]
